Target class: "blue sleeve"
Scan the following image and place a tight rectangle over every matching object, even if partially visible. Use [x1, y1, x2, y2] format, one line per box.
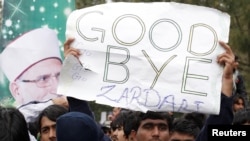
[67, 97, 94, 119]
[195, 94, 233, 141]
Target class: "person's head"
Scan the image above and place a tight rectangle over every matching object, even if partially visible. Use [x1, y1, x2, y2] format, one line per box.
[110, 110, 130, 141]
[37, 104, 68, 141]
[109, 107, 122, 121]
[232, 108, 250, 125]
[232, 94, 246, 113]
[169, 118, 200, 141]
[182, 112, 207, 130]
[123, 111, 140, 141]
[0, 28, 62, 106]
[0, 106, 30, 141]
[101, 120, 112, 138]
[233, 55, 239, 72]
[56, 112, 102, 141]
[129, 111, 173, 141]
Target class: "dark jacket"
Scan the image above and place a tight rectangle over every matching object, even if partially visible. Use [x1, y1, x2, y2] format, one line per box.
[195, 94, 233, 141]
[56, 111, 100, 141]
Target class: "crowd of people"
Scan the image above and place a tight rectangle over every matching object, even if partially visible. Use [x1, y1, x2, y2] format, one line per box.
[0, 23, 249, 141]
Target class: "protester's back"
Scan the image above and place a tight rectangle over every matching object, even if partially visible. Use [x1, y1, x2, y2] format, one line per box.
[56, 111, 102, 141]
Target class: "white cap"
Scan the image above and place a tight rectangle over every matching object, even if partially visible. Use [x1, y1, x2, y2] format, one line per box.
[0, 28, 62, 81]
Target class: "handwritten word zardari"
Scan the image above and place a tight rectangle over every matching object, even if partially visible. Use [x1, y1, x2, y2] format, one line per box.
[97, 85, 204, 112]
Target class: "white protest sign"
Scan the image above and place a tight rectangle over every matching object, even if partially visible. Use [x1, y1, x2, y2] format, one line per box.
[58, 2, 230, 114]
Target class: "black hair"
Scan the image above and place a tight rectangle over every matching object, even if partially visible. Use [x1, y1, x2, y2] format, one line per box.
[233, 94, 245, 103]
[171, 118, 200, 138]
[0, 106, 30, 141]
[37, 104, 68, 132]
[110, 110, 130, 131]
[232, 94, 246, 109]
[123, 111, 140, 139]
[182, 112, 207, 129]
[135, 111, 173, 131]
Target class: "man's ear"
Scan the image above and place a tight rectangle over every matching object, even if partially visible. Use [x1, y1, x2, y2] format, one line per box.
[9, 82, 20, 100]
[130, 130, 137, 141]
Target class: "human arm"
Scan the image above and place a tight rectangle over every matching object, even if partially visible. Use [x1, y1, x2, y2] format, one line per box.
[67, 96, 94, 119]
[195, 41, 235, 141]
[195, 94, 233, 141]
[218, 41, 234, 98]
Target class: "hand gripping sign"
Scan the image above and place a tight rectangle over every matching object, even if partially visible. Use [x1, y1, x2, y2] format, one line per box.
[58, 2, 230, 114]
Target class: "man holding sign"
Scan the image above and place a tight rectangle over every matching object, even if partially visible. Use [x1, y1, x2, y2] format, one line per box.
[61, 2, 235, 141]
[63, 38, 235, 141]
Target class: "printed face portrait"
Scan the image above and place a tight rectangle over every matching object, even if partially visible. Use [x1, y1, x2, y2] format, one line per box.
[1, 28, 62, 106]
[10, 58, 62, 105]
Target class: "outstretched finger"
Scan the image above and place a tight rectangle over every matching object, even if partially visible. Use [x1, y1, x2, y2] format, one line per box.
[64, 38, 75, 50]
[219, 41, 233, 54]
[218, 41, 234, 61]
